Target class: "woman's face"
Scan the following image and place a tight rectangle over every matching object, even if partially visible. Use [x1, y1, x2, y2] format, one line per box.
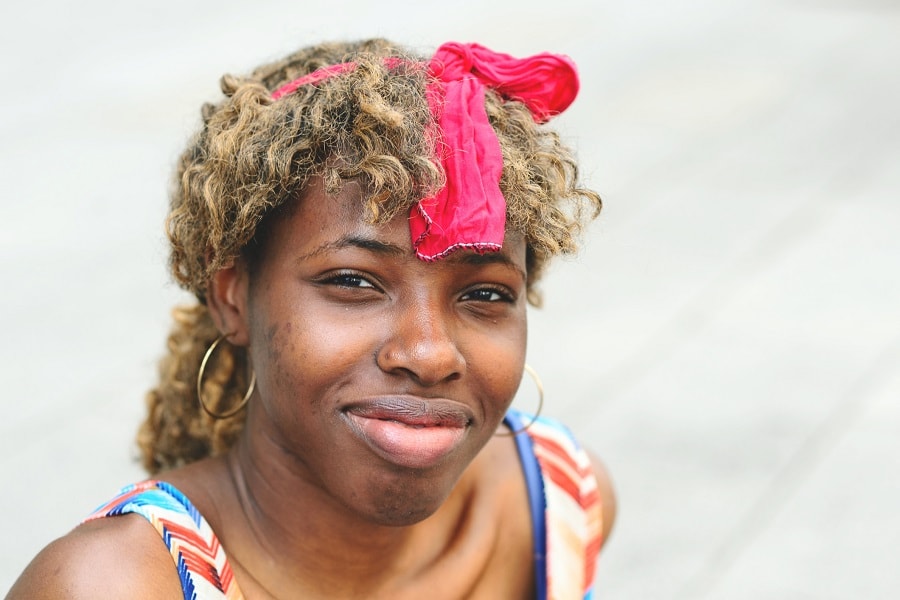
[230, 178, 528, 526]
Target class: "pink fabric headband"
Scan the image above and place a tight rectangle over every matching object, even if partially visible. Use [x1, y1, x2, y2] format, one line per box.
[272, 42, 580, 261]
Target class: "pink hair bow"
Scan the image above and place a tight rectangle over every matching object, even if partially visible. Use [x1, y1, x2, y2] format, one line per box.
[271, 42, 580, 261]
[411, 42, 579, 260]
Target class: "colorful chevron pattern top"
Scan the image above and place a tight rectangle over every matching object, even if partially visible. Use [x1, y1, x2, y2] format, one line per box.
[84, 409, 602, 600]
[507, 409, 605, 599]
[83, 480, 242, 599]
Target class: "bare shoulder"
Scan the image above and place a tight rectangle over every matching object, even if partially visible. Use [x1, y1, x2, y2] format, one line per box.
[586, 449, 617, 547]
[6, 515, 182, 599]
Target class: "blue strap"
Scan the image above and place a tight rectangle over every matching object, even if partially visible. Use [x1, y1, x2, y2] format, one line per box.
[504, 409, 547, 600]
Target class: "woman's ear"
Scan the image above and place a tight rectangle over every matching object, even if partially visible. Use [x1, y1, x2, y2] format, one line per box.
[206, 262, 250, 346]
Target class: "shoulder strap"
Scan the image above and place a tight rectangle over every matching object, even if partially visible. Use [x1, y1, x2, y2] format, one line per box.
[505, 409, 549, 599]
[506, 409, 604, 600]
[84, 480, 243, 600]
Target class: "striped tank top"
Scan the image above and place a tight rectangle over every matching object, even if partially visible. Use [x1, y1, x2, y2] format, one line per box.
[85, 409, 604, 599]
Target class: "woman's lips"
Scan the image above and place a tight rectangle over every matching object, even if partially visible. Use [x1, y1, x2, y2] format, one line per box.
[343, 397, 472, 469]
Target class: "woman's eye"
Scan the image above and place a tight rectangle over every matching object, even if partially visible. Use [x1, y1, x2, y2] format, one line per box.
[323, 273, 376, 289]
[462, 288, 512, 303]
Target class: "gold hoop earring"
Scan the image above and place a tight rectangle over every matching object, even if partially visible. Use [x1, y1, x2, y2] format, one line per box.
[496, 364, 544, 437]
[197, 334, 256, 419]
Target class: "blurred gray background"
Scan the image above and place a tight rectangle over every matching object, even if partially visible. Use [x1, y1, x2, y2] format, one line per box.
[2, 0, 898, 597]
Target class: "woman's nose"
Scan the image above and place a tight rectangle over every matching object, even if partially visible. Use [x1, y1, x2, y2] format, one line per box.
[375, 297, 466, 387]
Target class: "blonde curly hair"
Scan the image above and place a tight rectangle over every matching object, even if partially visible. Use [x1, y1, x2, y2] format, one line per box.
[138, 39, 601, 474]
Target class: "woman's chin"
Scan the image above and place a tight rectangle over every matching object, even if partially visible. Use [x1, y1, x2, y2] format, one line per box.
[339, 467, 464, 528]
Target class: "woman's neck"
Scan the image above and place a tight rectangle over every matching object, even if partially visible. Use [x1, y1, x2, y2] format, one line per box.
[214, 424, 480, 597]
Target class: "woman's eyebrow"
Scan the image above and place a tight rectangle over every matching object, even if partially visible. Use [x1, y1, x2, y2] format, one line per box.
[297, 236, 525, 280]
[449, 252, 527, 282]
[296, 235, 406, 262]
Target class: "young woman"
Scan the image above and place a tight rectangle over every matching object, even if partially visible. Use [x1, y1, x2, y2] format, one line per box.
[9, 39, 614, 599]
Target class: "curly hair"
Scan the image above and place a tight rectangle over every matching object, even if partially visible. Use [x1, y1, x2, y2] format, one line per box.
[138, 39, 602, 474]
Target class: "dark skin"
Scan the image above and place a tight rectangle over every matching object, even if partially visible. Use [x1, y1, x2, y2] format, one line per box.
[8, 178, 615, 599]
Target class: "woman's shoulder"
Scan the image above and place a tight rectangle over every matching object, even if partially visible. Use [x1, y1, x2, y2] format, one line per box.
[6, 513, 182, 599]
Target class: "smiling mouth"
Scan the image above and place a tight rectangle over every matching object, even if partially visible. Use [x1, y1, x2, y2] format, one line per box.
[343, 397, 472, 469]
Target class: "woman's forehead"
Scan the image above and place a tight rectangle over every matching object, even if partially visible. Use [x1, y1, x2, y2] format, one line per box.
[275, 177, 526, 268]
